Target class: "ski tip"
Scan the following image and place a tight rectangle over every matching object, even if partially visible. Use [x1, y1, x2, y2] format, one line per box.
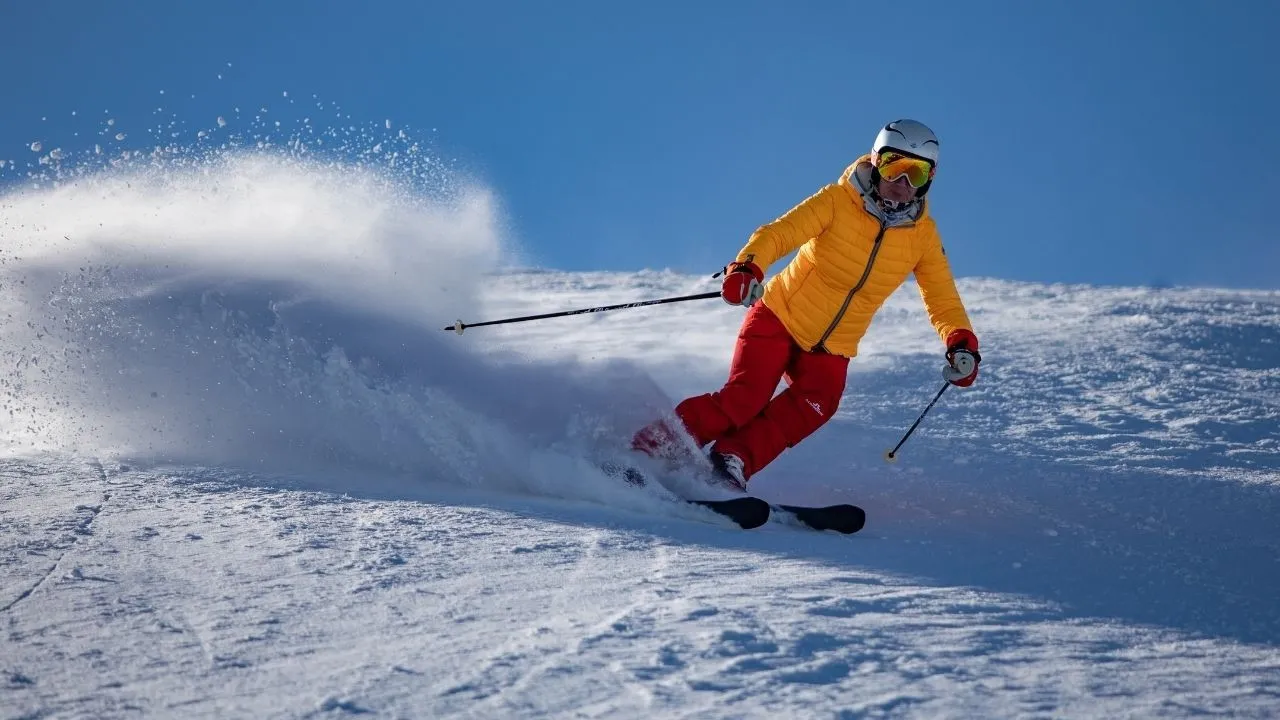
[692, 497, 770, 529]
[737, 506, 770, 530]
[776, 503, 866, 534]
[820, 504, 865, 534]
[838, 506, 867, 534]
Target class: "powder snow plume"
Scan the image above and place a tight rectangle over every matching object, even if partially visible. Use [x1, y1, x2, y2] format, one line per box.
[0, 138, 670, 503]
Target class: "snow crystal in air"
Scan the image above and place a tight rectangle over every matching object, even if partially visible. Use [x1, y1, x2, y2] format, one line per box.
[217, 117, 227, 127]
[29, 141, 42, 152]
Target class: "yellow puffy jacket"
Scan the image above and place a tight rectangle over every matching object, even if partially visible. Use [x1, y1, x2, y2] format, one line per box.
[736, 155, 973, 358]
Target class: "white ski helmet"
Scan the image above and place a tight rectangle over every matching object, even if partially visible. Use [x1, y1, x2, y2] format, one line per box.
[873, 119, 939, 164]
[872, 119, 939, 198]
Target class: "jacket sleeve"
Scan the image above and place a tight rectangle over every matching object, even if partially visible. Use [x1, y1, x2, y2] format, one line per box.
[913, 228, 974, 344]
[735, 184, 838, 271]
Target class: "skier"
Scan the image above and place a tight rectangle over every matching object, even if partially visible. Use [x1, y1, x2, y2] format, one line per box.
[633, 119, 981, 490]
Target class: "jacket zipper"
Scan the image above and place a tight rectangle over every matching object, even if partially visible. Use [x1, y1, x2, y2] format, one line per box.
[814, 223, 888, 352]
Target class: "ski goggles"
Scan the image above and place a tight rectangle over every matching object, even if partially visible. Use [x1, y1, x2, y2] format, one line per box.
[876, 151, 935, 189]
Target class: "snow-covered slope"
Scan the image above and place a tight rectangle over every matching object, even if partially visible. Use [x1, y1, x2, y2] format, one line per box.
[1, 151, 1277, 718]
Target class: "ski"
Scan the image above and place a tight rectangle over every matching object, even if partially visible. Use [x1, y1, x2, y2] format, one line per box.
[691, 497, 771, 529]
[773, 504, 866, 534]
[599, 461, 647, 486]
[599, 461, 769, 529]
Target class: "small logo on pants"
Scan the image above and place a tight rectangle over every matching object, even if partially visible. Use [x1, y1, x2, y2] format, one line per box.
[805, 399, 824, 417]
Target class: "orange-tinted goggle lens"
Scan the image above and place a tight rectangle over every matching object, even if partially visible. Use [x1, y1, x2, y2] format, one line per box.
[877, 152, 934, 188]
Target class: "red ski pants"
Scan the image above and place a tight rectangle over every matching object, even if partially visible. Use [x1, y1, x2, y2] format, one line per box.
[673, 303, 848, 480]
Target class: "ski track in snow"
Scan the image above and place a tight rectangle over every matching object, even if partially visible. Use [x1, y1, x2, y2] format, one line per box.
[3, 459, 1278, 718]
[1, 156, 1278, 718]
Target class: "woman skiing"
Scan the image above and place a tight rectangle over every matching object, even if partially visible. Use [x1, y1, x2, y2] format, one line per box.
[633, 119, 982, 489]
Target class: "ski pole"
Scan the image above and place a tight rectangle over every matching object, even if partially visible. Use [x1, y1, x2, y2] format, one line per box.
[444, 291, 721, 334]
[883, 382, 950, 463]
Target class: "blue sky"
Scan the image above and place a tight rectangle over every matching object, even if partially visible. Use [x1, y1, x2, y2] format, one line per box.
[3, 1, 1277, 289]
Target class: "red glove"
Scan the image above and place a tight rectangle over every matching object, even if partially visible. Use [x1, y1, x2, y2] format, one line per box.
[721, 262, 764, 307]
[943, 328, 981, 387]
